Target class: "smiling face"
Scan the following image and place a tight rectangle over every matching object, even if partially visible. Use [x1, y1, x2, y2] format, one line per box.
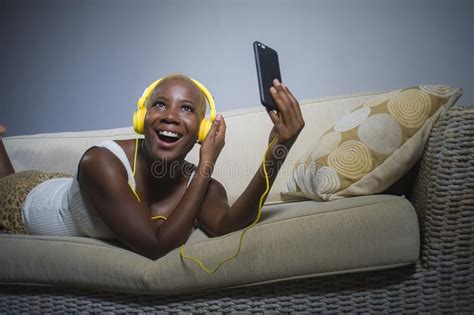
[142, 76, 206, 162]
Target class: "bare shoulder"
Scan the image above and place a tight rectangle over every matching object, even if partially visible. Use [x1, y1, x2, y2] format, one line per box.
[78, 145, 128, 183]
[77, 143, 161, 258]
[207, 177, 228, 200]
[115, 139, 138, 165]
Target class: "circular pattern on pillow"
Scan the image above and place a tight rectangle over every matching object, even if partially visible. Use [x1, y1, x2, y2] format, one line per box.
[420, 85, 459, 98]
[303, 162, 315, 194]
[314, 166, 340, 195]
[334, 107, 370, 132]
[286, 170, 298, 193]
[364, 90, 401, 108]
[283, 85, 461, 202]
[358, 113, 403, 155]
[388, 89, 431, 128]
[294, 163, 311, 196]
[328, 140, 373, 180]
[311, 131, 342, 160]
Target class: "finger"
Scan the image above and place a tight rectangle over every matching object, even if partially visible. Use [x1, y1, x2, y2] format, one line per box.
[272, 79, 286, 95]
[282, 83, 298, 105]
[270, 81, 291, 113]
[215, 115, 226, 141]
[270, 83, 298, 129]
[272, 80, 297, 116]
[281, 83, 304, 124]
[203, 117, 219, 142]
[273, 80, 302, 129]
[266, 108, 284, 130]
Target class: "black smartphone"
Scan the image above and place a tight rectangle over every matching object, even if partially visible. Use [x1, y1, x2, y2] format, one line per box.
[253, 41, 282, 111]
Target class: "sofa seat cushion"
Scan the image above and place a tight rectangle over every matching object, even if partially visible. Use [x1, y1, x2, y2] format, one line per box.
[0, 195, 419, 295]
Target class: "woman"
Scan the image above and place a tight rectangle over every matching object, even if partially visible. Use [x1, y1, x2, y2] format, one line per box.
[0, 74, 304, 260]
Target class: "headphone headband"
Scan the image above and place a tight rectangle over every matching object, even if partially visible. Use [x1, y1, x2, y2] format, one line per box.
[137, 77, 216, 121]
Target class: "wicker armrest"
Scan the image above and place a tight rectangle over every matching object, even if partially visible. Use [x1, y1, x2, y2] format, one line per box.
[410, 106, 473, 270]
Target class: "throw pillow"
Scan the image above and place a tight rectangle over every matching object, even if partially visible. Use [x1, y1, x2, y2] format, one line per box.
[282, 85, 462, 201]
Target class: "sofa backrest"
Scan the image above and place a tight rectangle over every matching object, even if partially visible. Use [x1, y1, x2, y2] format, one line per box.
[4, 90, 387, 205]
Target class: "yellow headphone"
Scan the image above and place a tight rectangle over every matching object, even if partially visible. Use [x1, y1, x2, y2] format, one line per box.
[133, 77, 217, 144]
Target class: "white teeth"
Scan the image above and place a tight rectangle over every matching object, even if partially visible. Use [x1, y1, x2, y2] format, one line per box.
[159, 130, 181, 138]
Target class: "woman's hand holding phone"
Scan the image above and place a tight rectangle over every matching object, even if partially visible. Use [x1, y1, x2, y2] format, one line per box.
[253, 41, 304, 151]
[266, 79, 305, 150]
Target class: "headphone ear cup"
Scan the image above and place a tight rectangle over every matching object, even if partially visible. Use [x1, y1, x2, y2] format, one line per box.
[133, 108, 147, 134]
[198, 119, 212, 144]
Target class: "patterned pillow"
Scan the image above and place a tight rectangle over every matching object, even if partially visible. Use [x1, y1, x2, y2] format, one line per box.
[282, 85, 462, 201]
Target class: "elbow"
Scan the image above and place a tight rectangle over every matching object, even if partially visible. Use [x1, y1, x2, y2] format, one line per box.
[200, 225, 223, 238]
[133, 238, 176, 261]
[199, 219, 227, 238]
[210, 214, 256, 238]
[147, 233, 195, 260]
[206, 221, 236, 238]
[203, 217, 230, 238]
[138, 245, 167, 261]
[144, 252, 164, 261]
[142, 245, 178, 261]
[142, 225, 201, 260]
[208, 229, 225, 238]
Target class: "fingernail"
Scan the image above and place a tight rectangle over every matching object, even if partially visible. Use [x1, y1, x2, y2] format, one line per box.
[215, 114, 222, 121]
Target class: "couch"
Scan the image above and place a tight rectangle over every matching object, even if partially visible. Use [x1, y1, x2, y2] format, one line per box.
[0, 89, 472, 313]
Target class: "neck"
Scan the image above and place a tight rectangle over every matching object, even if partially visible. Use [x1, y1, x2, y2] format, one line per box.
[139, 140, 186, 185]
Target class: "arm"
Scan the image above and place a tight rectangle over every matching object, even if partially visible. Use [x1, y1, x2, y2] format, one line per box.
[198, 80, 305, 237]
[145, 114, 226, 254]
[79, 116, 226, 260]
[79, 148, 163, 259]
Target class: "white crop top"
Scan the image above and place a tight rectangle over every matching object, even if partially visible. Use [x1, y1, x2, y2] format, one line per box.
[22, 140, 195, 239]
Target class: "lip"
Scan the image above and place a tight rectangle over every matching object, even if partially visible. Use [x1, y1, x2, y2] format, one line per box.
[157, 127, 183, 137]
[154, 129, 183, 149]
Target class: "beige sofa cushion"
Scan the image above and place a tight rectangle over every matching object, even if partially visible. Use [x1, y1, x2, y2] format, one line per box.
[0, 195, 418, 294]
[281, 85, 462, 201]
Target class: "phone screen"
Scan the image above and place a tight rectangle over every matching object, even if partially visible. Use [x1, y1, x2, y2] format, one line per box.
[254, 41, 282, 111]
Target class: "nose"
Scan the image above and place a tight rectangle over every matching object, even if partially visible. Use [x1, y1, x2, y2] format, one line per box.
[160, 106, 181, 125]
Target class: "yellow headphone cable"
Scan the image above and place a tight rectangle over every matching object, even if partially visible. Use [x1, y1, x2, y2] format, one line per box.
[180, 136, 278, 273]
[129, 131, 277, 273]
[130, 75, 279, 271]
[128, 134, 276, 274]
[128, 134, 172, 222]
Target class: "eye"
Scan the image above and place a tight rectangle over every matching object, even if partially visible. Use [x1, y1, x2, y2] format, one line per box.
[152, 101, 166, 109]
[182, 104, 194, 112]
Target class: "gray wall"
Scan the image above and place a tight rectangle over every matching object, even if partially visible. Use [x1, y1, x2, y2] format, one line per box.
[1, 0, 473, 136]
